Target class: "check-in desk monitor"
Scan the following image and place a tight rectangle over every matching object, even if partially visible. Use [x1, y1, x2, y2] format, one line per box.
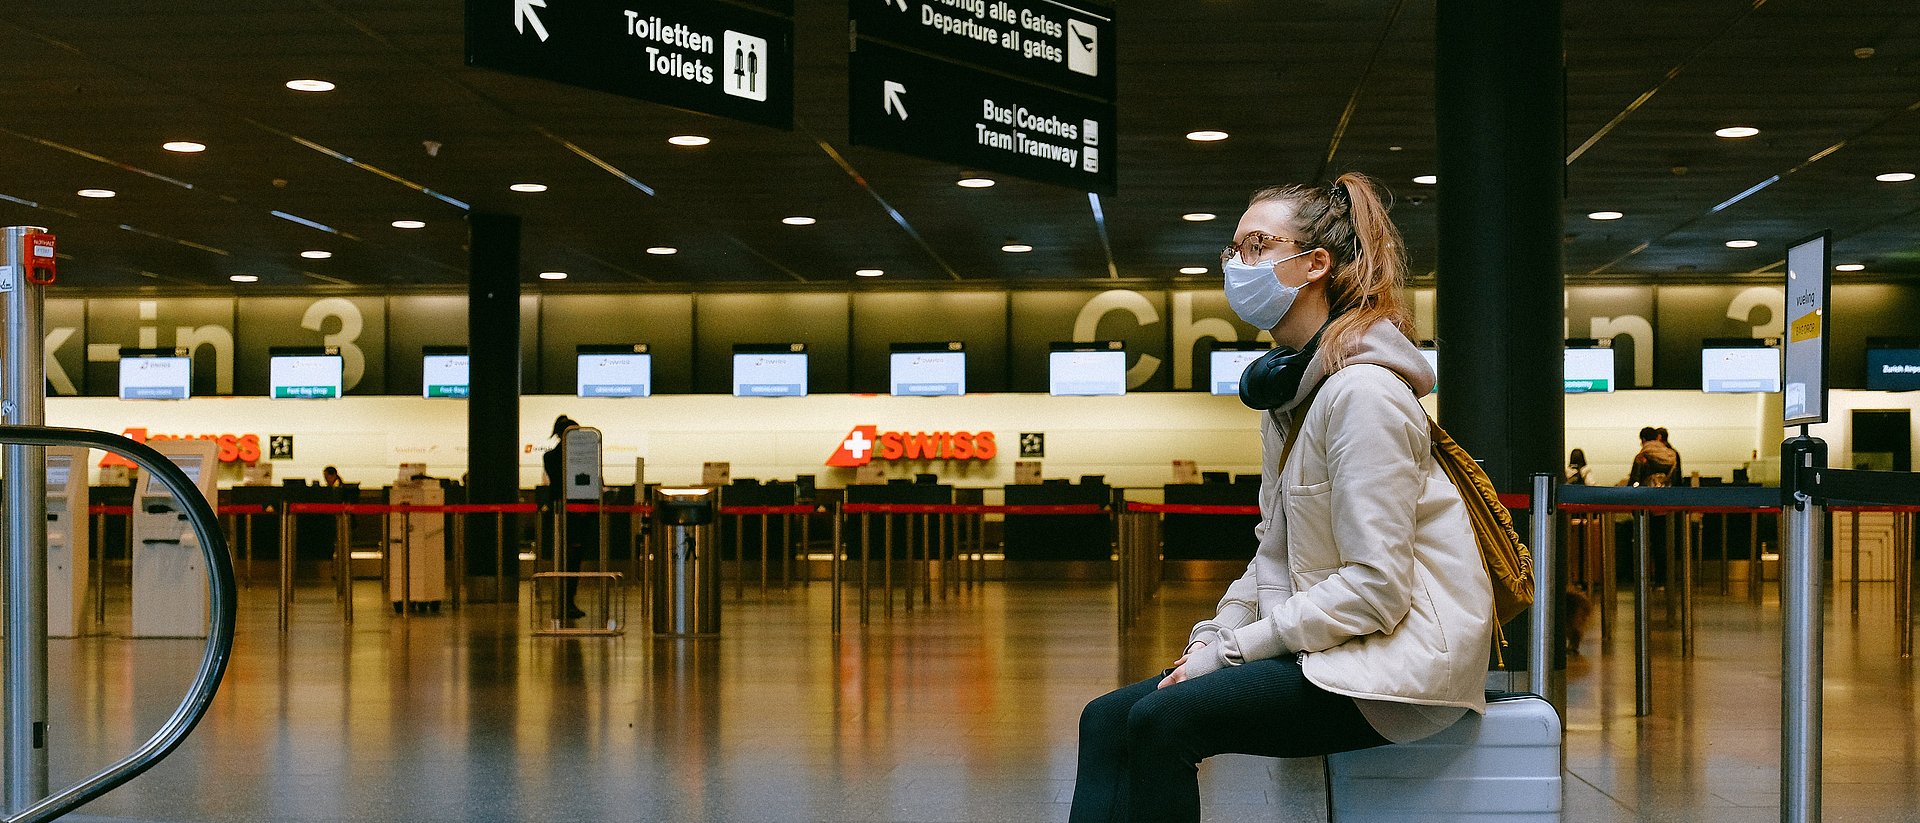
[46, 447, 91, 637]
[270, 350, 343, 399]
[1049, 342, 1126, 396]
[733, 344, 808, 397]
[131, 440, 218, 638]
[1564, 344, 1615, 393]
[423, 347, 469, 398]
[577, 345, 652, 397]
[890, 342, 966, 397]
[1207, 342, 1270, 396]
[1702, 339, 1781, 393]
[1866, 339, 1920, 391]
[119, 354, 191, 400]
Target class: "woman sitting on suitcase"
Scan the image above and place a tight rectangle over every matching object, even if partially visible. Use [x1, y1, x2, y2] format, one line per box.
[1070, 173, 1495, 823]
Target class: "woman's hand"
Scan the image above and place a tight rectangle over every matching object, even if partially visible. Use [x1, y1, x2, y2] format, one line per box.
[1158, 643, 1204, 689]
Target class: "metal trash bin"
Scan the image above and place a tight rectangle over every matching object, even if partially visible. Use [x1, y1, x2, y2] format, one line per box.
[652, 486, 718, 635]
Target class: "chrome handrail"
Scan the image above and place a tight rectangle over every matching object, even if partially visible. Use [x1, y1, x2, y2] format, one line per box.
[0, 425, 236, 823]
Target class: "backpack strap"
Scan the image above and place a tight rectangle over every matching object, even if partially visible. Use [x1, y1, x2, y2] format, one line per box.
[1272, 378, 1329, 480]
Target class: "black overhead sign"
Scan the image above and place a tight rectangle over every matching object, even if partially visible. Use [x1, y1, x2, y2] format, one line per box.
[852, 0, 1116, 102]
[849, 0, 1116, 193]
[850, 42, 1114, 194]
[465, 0, 794, 129]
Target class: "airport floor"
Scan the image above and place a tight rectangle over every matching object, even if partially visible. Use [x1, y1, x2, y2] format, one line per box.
[39, 568, 1920, 822]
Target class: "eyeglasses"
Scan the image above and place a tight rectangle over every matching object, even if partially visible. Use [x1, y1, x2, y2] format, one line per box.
[1221, 232, 1308, 264]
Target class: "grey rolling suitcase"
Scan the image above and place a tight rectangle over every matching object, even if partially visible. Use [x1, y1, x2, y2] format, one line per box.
[1325, 691, 1562, 822]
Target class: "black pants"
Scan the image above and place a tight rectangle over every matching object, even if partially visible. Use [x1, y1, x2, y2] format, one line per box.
[1069, 655, 1388, 823]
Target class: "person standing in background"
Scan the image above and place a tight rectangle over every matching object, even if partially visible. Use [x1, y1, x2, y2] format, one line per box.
[1629, 427, 1677, 487]
[321, 466, 344, 487]
[1655, 427, 1684, 486]
[1565, 449, 1591, 485]
[543, 415, 589, 619]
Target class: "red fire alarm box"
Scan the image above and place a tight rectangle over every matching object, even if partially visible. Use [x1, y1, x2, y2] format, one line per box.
[24, 232, 56, 284]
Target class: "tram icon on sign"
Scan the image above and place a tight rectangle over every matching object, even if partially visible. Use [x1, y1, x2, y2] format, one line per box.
[724, 31, 767, 101]
[1067, 20, 1097, 77]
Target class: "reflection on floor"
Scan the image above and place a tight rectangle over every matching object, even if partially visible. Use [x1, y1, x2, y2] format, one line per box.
[39, 574, 1920, 822]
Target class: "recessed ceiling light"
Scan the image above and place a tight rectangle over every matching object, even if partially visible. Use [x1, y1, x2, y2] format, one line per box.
[1714, 126, 1760, 139]
[1876, 172, 1916, 183]
[956, 176, 996, 188]
[1179, 267, 1209, 275]
[1835, 263, 1866, 272]
[1586, 210, 1624, 221]
[667, 135, 711, 147]
[538, 271, 568, 280]
[509, 183, 548, 193]
[228, 274, 259, 283]
[285, 79, 336, 93]
[1413, 174, 1438, 185]
[1388, 145, 1405, 152]
[1185, 130, 1230, 142]
[1182, 212, 1217, 222]
[1725, 240, 1759, 249]
[391, 219, 426, 229]
[645, 246, 677, 255]
[162, 141, 206, 153]
[76, 188, 116, 198]
[781, 216, 817, 226]
[855, 268, 885, 277]
[299, 250, 332, 260]
[1001, 242, 1034, 253]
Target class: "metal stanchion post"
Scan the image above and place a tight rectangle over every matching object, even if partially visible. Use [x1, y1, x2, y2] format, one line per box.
[400, 507, 413, 623]
[338, 512, 353, 624]
[1750, 512, 1763, 604]
[781, 513, 792, 586]
[758, 513, 769, 596]
[920, 513, 932, 607]
[1633, 510, 1652, 717]
[1780, 435, 1826, 823]
[860, 512, 872, 626]
[1681, 512, 1695, 657]
[1849, 510, 1860, 616]
[1600, 513, 1615, 643]
[1664, 514, 1678, 629]
[883, 514, 894, 618]
[494, 511, 507, 609]
[92, 511, 107, 627]
[452, 513, 466, 610]
[1898, 512, 1913, 659]
[733, 511, 744, 600]
[278, 506, 294, 631]
[1115, 512, 1129, 632]
[1528, 474, 1555, 700]
[1720, 512, 1731, 596]
[831, 504, 843, 634]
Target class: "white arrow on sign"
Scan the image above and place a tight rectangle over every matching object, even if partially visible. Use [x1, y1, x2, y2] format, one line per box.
[514, 0, 550, 42]
[888, 0, 907, 10]
[883, 81, 908, 120]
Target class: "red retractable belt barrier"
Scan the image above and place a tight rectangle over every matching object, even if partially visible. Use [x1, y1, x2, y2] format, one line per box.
[1825, 504, 1920, 513]
[1123, 502, 1260, 515]
[1497, 493, 1532, 511]
[562, 503, 655, 514]
[1557, 503, 1781, 514]
[87, 505, 133, 516]
[717, 505, 815, 516]
[218, 504, 273, 516]
[839, 502, 1107, 515]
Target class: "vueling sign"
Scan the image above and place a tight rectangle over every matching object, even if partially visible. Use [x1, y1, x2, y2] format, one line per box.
[825, 426, 998, 467]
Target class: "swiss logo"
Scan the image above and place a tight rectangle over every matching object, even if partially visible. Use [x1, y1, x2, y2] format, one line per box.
[824, 426, 997, 467]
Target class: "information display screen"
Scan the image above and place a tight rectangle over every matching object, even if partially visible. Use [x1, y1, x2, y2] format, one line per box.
[1049, 350, 1127, 396]
[269, 354, 343, 399]
[1866, 348, 1920, 391]
[1702, 346, 1781, 393]
[423, 353, 470, 398]
[733, 353, 808, 397]
[890, 351, 966, 397]
[1564, 348, 1615, 393]
[1208, 349, 1267, 396]
[577, 353, 653, 397]
[119, 356, 191, 400]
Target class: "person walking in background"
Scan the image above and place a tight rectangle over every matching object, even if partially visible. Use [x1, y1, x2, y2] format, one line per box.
[1566, 448, 1591, 485]
[1629, 427, 1677, 487]
[1070, 174, 1494, 823]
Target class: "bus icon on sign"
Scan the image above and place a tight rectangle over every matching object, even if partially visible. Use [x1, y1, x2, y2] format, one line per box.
[724, 31, 767, 101]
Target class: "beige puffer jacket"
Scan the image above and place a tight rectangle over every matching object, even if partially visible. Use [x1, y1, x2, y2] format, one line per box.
[1187, 320, 1494, 712]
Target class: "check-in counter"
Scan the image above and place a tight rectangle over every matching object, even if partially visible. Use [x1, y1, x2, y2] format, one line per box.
[1161, 479, 1260, 562]
[1002, 479, 1110, 563]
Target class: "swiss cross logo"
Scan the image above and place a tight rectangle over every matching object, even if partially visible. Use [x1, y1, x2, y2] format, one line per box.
[824, 425, 998, 467]
[826, 425, 881, 467]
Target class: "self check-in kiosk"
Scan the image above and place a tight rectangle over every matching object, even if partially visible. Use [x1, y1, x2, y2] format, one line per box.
[45, 446, 90, 638]
[387, 464, 447, 612]
[131, 438, 218, 638]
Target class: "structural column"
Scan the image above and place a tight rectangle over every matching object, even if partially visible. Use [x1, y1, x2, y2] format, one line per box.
[1434, 0, 1565, 673]
[467, 213, 522, 602]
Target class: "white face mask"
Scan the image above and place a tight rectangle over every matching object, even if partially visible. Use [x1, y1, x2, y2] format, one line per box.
[1221, 247, 1315, 330]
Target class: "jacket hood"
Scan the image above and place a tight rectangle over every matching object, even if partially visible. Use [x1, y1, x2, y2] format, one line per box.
[1273, 319, 1434, 412]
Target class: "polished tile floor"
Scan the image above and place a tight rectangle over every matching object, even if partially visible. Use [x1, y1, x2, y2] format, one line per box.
[36, 569, 1920, 822]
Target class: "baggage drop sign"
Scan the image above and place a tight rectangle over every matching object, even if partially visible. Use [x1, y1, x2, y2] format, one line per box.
[465, 0, 793, 129]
